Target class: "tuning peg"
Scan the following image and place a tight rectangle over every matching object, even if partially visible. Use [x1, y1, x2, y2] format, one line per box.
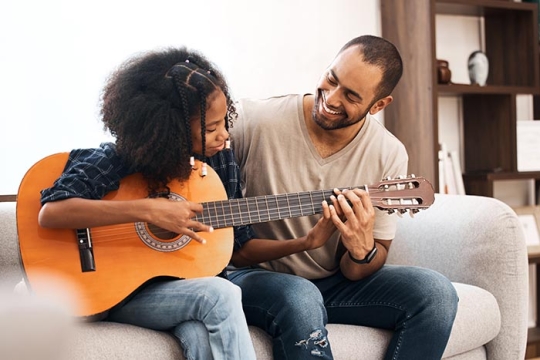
[387, 209, 395, 214]
[410, 174, 416, 178]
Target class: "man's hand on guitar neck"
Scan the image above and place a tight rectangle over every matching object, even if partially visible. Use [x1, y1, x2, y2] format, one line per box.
[328, 188, 391, 281]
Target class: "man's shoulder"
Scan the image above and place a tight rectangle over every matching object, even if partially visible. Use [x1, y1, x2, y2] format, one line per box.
[366, 116, 405, 143]
[364, 115, 408, 158]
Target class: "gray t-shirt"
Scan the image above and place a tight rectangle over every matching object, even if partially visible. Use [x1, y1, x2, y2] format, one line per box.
[230, 94, 408, 279]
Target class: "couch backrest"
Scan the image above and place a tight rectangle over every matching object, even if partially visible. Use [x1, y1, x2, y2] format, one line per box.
[389, 194, 529, 360]
[0, 201, 24, 289]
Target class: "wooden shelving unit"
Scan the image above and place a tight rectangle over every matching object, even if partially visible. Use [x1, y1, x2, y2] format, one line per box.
[380, 0, 540, 354]
[380, 0, 539, 194]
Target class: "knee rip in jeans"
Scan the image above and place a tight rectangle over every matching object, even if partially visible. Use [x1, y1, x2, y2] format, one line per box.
[294, 329, 328, 357]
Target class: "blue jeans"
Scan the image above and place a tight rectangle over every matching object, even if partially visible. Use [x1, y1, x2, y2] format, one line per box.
[107, 276, 256, 360]
[227, 265, 458, 360]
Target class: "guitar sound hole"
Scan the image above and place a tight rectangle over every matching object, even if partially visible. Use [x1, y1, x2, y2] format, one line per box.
[147, 223, 178, 240]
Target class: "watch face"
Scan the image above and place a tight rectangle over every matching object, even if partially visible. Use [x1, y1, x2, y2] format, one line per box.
[365, 246, 378, 263]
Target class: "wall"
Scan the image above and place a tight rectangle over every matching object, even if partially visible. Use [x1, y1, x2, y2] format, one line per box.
[2, 1, 533, 200]
[0, 0, 381, 194]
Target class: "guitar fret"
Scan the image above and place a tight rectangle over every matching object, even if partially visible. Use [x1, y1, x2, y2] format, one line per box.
[264, 195, 272, 221]
[247, 197, 261, 223]
[288, 193, 299, 217]
[265, 196, 276, 221]
[200, 206, 207, 224]
[220, 201, 229, 227]
[276, 195, 288, 219]
[212, 202, 220, 228]
[248, 199, 253, 224]
[201, 205, 208, 227]
[254, 197, 263, 223]
[233, 199, 240, 226]
[309, 192, 315, 214]
[297, 193, 303, 216]
[228, 200, 234, 226]
[300, 192, 311, 216]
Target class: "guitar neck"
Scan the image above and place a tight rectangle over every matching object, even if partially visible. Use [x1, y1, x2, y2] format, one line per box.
[196, 186, 364, 229]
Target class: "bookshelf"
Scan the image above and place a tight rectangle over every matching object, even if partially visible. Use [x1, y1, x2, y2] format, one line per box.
[380, 0, 540, 354]
[380, 0, 540, 194]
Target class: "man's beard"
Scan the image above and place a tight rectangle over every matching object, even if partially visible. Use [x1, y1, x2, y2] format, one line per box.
[311, 91, 371, 131]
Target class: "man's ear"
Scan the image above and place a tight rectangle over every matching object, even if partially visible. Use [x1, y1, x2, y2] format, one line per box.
[369, 96, 393, 115]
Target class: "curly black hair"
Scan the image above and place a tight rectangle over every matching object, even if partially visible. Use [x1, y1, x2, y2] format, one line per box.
[100, 47, 236, 195]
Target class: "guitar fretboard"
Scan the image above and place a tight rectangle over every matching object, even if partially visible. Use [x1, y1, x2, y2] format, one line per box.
[196, 187, 364, 228]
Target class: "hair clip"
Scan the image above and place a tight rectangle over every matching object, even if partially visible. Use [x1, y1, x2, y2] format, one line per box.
[185, 59, 190, 63]
[190, 156, 195, 168]
[201, 163, 208, 177]
[225, 139, 231, 149]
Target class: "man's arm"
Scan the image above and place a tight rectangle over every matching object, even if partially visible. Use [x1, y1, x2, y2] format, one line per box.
[339, 239, 391, 280]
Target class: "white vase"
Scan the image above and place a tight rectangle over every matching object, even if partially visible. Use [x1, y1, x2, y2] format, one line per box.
[468, 51, 489, 86]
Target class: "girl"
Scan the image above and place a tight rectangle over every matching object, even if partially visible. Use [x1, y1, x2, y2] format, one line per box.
[38, 47, 257, 360]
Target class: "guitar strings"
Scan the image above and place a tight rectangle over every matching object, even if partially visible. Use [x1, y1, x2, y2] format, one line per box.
[89, 184, 417, 237]
[87, 194, 419, 241]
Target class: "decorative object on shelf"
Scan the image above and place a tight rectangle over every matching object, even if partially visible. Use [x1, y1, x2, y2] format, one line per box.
[437, 59, 452, 84]
[468, 50, 489, 86]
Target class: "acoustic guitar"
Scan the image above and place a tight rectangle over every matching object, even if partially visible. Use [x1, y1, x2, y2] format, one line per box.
[16, 152, 435, 317]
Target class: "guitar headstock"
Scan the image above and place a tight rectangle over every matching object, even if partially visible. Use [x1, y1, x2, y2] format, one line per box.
[368, 175, 435, 216]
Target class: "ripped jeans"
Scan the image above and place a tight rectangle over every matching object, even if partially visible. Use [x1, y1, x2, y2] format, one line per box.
[227, 265, 458, 360]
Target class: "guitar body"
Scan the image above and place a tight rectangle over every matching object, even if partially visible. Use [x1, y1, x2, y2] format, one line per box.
[16, 153, 233, 317]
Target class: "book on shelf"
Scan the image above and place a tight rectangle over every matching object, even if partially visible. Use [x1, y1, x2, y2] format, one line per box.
[438, 143, 465, 195]
[516, 120, 540, 172]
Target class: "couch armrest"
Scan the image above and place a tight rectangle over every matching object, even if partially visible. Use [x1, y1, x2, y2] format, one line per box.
[388, 194, 528, 360]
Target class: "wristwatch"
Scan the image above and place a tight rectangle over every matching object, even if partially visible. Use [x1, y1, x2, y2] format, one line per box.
[348, 245, 378, 264]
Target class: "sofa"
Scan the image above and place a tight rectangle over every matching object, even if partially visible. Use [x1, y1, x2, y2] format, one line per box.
[0, 194, 529, 360]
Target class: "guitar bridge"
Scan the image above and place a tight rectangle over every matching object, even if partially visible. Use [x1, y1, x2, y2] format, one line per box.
[76, 228, 95, 272]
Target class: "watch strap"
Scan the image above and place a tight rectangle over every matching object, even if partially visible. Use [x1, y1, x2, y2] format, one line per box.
[348, 245, 378, 264]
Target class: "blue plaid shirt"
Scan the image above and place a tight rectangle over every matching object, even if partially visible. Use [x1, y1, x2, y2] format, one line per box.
[40, 142, 254, 250]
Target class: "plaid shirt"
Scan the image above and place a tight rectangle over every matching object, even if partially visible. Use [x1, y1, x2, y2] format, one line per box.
[40, 142, 254, 250]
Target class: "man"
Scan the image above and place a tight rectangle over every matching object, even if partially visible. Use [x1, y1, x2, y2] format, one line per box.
[227, 35, 458, 359]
